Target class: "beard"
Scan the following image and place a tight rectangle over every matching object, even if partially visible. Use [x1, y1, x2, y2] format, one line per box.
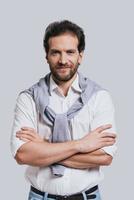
[49, 62, 79, 82]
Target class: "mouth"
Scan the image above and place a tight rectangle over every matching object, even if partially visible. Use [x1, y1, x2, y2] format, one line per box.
[56, 65, 71, 71]
[56, 66, 71, 69]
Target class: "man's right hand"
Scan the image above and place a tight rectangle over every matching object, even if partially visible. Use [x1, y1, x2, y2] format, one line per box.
[15, 124, 116, 167]
[76, 124, 116, 153]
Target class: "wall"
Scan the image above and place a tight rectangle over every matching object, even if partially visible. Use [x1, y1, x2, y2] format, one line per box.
[0, 0, 133, 199]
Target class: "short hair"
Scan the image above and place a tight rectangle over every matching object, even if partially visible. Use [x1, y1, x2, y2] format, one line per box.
[43, 20, 85, 54]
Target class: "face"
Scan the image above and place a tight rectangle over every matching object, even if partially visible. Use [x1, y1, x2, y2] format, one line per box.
[46, 33, 83, 82]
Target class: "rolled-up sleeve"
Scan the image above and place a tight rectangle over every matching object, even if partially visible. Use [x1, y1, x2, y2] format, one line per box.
[90, 90, 117, 157]
[10, 92, 37, 157]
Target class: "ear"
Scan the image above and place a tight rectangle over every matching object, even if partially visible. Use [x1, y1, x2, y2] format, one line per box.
[45, 54, 48, 63]
[78, 51, 84, 64]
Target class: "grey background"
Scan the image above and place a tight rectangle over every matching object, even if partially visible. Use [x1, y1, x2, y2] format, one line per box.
[0, 0, 133, 199]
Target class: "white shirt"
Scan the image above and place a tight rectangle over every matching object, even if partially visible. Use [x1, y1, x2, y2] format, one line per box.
[10, 73, 117, 195]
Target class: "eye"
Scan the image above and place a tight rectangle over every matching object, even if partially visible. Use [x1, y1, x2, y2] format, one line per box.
[67, 50, 75, 54]
[50, 50, 60, 56]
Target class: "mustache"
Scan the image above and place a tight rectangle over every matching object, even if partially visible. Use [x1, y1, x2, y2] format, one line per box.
[56, 64, 71, 69]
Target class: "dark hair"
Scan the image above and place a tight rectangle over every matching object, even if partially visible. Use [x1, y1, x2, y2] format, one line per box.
[43, 20, 85, 55]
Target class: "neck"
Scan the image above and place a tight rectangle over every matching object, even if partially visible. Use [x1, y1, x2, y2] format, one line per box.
[52, 73, 77, 96]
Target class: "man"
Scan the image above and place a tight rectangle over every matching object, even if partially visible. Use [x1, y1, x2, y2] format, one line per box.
[11, 20, 117, 200]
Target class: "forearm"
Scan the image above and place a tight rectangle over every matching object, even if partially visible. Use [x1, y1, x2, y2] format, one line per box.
[59, 149, 113, 169]
[15, 140, 79, 167]
[15, 124, 115, 167]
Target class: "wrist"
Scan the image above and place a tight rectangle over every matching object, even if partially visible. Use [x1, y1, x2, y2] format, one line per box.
[73, 139, 83, 153]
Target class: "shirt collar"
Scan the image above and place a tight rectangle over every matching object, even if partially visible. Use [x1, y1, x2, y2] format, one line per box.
[49, 73, 82, 95]
[49, 75, 58, 94]
[71, 73, 82, 93]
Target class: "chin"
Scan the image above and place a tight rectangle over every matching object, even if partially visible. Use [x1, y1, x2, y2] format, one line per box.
[57, 73, 76, 82]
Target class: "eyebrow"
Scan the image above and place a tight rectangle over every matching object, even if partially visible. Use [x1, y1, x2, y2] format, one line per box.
[50, 49, 60, 53]
[50, 49, 77, 52]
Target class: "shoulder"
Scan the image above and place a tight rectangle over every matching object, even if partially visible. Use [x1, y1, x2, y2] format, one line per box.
[16, 92, 36, 111]
[87, 89, 115, 112]
[96, 89, 114, 104]
[93, 90, 115, 113]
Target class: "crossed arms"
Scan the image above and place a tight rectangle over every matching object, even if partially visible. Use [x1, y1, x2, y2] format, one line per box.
[15, 124, 116, 169]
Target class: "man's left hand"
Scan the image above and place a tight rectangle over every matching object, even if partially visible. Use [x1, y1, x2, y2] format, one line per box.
[16, 127, 44, 143]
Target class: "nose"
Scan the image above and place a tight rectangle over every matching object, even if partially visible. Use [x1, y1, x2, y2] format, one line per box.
[59, 53, 67, 65]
